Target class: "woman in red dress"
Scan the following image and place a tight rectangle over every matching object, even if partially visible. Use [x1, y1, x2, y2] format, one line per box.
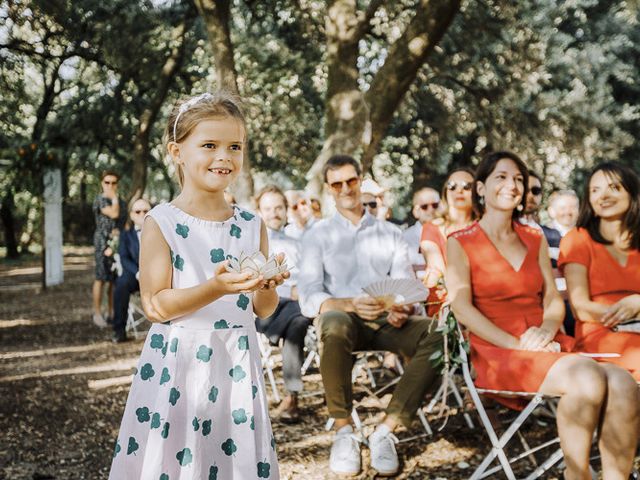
[559, 161, 640, 380]
[420, 167, 475, 316]
[447, 152, 639, 480]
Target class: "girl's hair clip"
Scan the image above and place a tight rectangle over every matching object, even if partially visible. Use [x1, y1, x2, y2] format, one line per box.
[173, 93, 215, 142]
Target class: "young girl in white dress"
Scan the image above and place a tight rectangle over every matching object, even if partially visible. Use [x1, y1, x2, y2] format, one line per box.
[109, 92, 285, 479]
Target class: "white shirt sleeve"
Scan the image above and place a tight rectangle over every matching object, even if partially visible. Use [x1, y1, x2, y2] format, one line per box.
[298, 231, 331, 318]
[390, 229, 415, 279]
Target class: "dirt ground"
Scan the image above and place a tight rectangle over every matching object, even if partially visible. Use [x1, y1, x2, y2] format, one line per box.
[0, 247, 636, 479]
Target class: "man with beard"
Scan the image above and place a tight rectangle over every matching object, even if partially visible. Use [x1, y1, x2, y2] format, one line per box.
[255, 185, 312, 423]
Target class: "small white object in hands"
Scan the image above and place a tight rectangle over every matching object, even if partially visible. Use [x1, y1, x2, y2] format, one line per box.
[362, 278, 428, 309]
[225, 251, 288, 280]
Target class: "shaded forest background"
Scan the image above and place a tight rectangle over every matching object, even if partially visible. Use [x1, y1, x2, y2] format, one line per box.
[1, 0, 639, 257]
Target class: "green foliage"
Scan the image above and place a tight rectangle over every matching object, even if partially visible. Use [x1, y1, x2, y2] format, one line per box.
[1, 0, 639, 251]
[429, 308, 469, 374]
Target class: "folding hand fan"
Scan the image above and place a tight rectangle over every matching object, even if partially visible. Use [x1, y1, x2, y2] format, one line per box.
[362, 278, 428, 308]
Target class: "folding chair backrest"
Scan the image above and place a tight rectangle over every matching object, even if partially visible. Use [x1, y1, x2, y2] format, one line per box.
[454, 314, 564, 480]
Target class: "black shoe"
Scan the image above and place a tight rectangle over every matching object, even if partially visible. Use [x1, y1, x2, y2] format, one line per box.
[112, 330, 128, 343]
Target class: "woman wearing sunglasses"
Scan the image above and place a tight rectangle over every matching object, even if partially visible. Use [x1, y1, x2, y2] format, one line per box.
[92, 170, 127, 328]
[420, 167, 476, 316]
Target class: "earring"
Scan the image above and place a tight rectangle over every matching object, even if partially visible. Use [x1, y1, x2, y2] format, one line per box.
[516, 204, 523, 212]
[478, 196, 485, 206]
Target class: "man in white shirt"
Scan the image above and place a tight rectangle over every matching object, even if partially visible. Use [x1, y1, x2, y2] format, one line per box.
[402, 187, 441, 275]
[284, 189, 316, 240]
[298, 155, 442, 477]
[547, 189, 579, 237]
[255, 185, 312, 423]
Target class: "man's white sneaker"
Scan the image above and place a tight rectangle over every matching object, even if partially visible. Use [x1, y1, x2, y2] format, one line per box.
[329, 425, 361, 476]
[92, 313, 108, 328]
[368, 425, 399, 476]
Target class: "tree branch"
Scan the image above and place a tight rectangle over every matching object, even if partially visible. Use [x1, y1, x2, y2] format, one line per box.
[361, 0, 462, 172]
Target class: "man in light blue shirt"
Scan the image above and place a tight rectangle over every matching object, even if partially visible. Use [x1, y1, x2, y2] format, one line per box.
[298, 155, 442, 477]
[255, 185, 312, 424]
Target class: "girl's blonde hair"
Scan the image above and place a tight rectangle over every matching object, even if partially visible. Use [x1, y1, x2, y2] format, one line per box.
[163, 91, 246, 187]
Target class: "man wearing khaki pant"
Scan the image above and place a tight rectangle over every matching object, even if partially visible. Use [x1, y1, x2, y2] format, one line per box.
[298, 155, 442, 477]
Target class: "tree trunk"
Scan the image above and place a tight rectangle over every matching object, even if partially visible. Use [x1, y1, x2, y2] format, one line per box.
[129, 20, 190, 204]
[1, 191, 20, 259]
[361, 0, 461, 174]
[306, 0, 461, 194]
[32, 60, 63, 145]
[194, 0, 254, 204]
[305, 0, 374, 196]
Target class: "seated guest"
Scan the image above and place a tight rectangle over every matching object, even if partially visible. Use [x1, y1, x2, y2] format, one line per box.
[447, 151, 639, 480]
[298, 155, 442, 477]
[284, 189, 316, 240]
[547, 189, 579, 237]
[521, 170, 562, 265]
[559, 161, 640, 380]
[402, 187, 441, 277]
[112, 198, 150, 343]
[310, 196, 323, 219]
[255, 185, 312, 423]
[521, 171, 575, 335]
[420, 168, 475, 316]
[361, 190, 380, 218]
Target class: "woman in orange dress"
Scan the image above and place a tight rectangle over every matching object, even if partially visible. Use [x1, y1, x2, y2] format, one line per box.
[420, 167, 475, 316]
[559, 161, 640, 380]
[447, 151, 639, 480]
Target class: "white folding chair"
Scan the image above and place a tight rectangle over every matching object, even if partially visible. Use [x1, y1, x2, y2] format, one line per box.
[126, 294, 150, 339]
[301, 325, 320, 375]
[257, 332, 281, 403]
[423, 366, 475, 430]
[457, 327, 565, 480]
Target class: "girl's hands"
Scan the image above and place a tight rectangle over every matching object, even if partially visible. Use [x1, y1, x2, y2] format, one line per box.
[212, 262, 264, 294]
[258, 253, 290, 291]
[518, 327, 554, 352]
[600, 294, 640, 328]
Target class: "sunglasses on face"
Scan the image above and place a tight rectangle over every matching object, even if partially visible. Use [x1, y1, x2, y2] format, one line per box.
[419, 202, 439, 210]
[329, 177, 359, 192]
[133, 209, 149, 215]
[446, 181, 472, 192]
[362, 201, 378, 209]
[103, 180, 118, 185]
[530, 186, 542, 196]
[291, 199, 307, 211]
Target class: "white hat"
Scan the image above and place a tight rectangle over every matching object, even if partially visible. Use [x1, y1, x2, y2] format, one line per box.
[361, 178, 385, 196]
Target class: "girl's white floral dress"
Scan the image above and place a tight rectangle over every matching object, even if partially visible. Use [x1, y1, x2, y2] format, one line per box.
[109, 203, 279, 480]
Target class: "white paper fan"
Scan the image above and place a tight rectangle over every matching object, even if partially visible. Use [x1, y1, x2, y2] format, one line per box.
[362, 278, 428, 307]
[614, 319, 640, 334]
[225, 251, 288, 280]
